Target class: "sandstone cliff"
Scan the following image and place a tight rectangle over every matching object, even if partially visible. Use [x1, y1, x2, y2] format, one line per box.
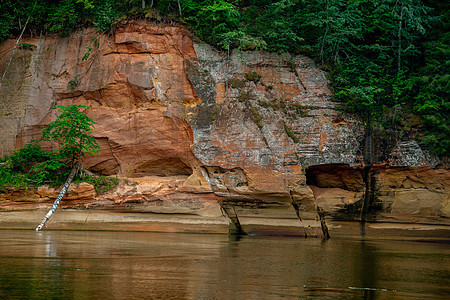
[0, 21, 448, 234]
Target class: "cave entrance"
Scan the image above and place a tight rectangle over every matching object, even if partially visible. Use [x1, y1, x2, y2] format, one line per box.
[305, 164, 378, 222]
[305, 164, 363, 191]
[132, 157, 193, 177]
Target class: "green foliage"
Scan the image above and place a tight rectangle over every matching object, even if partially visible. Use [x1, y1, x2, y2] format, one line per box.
[0, 167, 28, 189]
[238, 92, 249, 102]
[291, 105, 309, 118]
[406, 1, 450, 155]
[284, 122, 299, 143]
[182, 0, 240, 48]
[29, 153, 68, 185]
[83, 174, 118, 194]
[259, 100, 278, 110]
[68, 75, 80, 92]
[48, 0, 83, 36]
[18, 43, 37, 50]
[82, 36, 100, 61]
[250, 107, 263, 129]
[0, 0, 15, 43]
[40, 105, 99, 165]
[0, 0, 127, 41]
[4, 143, 52, 173]
[0, 143, 68, 188]
[246, 71, 261, 83]
[0, 105, 100, 189]
[244, 0, 304, 53]
[295, 0, 448, 155]
[93, 2, 119, 32]
[229, 78, 246, 89]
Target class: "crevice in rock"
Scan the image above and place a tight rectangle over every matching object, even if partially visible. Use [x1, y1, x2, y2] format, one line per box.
[360, 126, 375, 227]
[201, 166, 246, 235]
[316, 206, 330, 239]
[220, 202, 245, 235]
[289, 190, 308, 237]
[302, 184, 330, 239]
[292, 65, 307, 93]
[360, 167, 373, 223]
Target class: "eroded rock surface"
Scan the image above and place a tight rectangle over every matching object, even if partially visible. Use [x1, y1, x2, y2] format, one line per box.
[374, 165, 449, 221]
[0, 20, 447, 232]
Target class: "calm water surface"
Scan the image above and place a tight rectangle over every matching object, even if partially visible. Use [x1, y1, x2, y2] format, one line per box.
[0, 230, 448, 299]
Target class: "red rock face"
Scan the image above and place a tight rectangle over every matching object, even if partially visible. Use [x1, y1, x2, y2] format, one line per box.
[0, 20, 447, 229]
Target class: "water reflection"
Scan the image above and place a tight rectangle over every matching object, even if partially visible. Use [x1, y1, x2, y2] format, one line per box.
[0, 230, 448, 299]
[359, 240, 377, 300]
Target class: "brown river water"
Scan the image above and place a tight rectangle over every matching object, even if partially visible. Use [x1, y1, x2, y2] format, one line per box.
[0, 229, 448, 299]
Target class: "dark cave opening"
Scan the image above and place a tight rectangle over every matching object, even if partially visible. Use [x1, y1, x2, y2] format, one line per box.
[305, 164, 364, 190]
[132, 157, 193, 177]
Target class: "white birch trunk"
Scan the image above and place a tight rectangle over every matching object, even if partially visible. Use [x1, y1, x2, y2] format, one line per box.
[0, 17, 29, 93]
[0, 1, 37, 93]
[177, 0, 182, 16]
[35, 165, 78, 231]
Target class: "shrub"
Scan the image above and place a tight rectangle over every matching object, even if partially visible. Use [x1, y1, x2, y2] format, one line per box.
[246, 71, 261, 83]
[259, 100, 279, 110]
[251, 107, 263, 129]
[0, 104, 100, 189]
[239, 92, 249, 102]
[284, 123, 299, 143]
[40, 105, 99, 166]
[84, 174, 119, 194]
[6, 143, 53, 173]
[18, 43, 37, 51]
[229, 78, 246, 89]
[0, 167, 28, 190]
[0, 143, 67, 187]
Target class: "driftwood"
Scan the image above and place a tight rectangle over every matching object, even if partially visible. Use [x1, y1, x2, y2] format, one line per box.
[35, 164, 79, 231]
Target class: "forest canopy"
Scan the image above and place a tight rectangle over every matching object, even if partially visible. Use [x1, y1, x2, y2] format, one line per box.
[0, 0, 448, 156]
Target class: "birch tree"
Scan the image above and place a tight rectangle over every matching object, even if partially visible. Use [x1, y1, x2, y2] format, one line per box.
[35, 105, 99, 231]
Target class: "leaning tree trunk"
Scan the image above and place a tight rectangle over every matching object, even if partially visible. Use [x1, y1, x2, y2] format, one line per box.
[0, 13, 30, 94]
[0, 1, 38, 95]
[35, 164, 79, 231]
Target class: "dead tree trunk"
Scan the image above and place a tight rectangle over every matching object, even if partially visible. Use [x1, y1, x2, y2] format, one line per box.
[177, 0, 182, 16]
[35, 164, 79, 231]
[0, 18, 29, 93]
[0, 1, 37, 93]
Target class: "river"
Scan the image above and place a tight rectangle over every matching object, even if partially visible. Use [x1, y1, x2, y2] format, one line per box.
[0, 229, 448, 299]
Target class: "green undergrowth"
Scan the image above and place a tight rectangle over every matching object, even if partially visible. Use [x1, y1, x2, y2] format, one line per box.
[77, 174, 119, 194]
[0, 143, 69, 189]
[0, 144, 118, 194]
[0, 104, 105, 195]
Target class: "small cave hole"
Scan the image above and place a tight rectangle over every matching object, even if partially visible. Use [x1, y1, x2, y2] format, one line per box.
[305, 164, 363, 191]
[305, 167, 318, 186]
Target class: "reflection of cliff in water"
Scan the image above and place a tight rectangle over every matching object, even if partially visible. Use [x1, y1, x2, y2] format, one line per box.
[0, 227, 449, 298]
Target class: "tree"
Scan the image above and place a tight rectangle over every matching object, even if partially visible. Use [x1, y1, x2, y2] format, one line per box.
[40, 105, 99, 167]
[35, 104, 99, 231]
